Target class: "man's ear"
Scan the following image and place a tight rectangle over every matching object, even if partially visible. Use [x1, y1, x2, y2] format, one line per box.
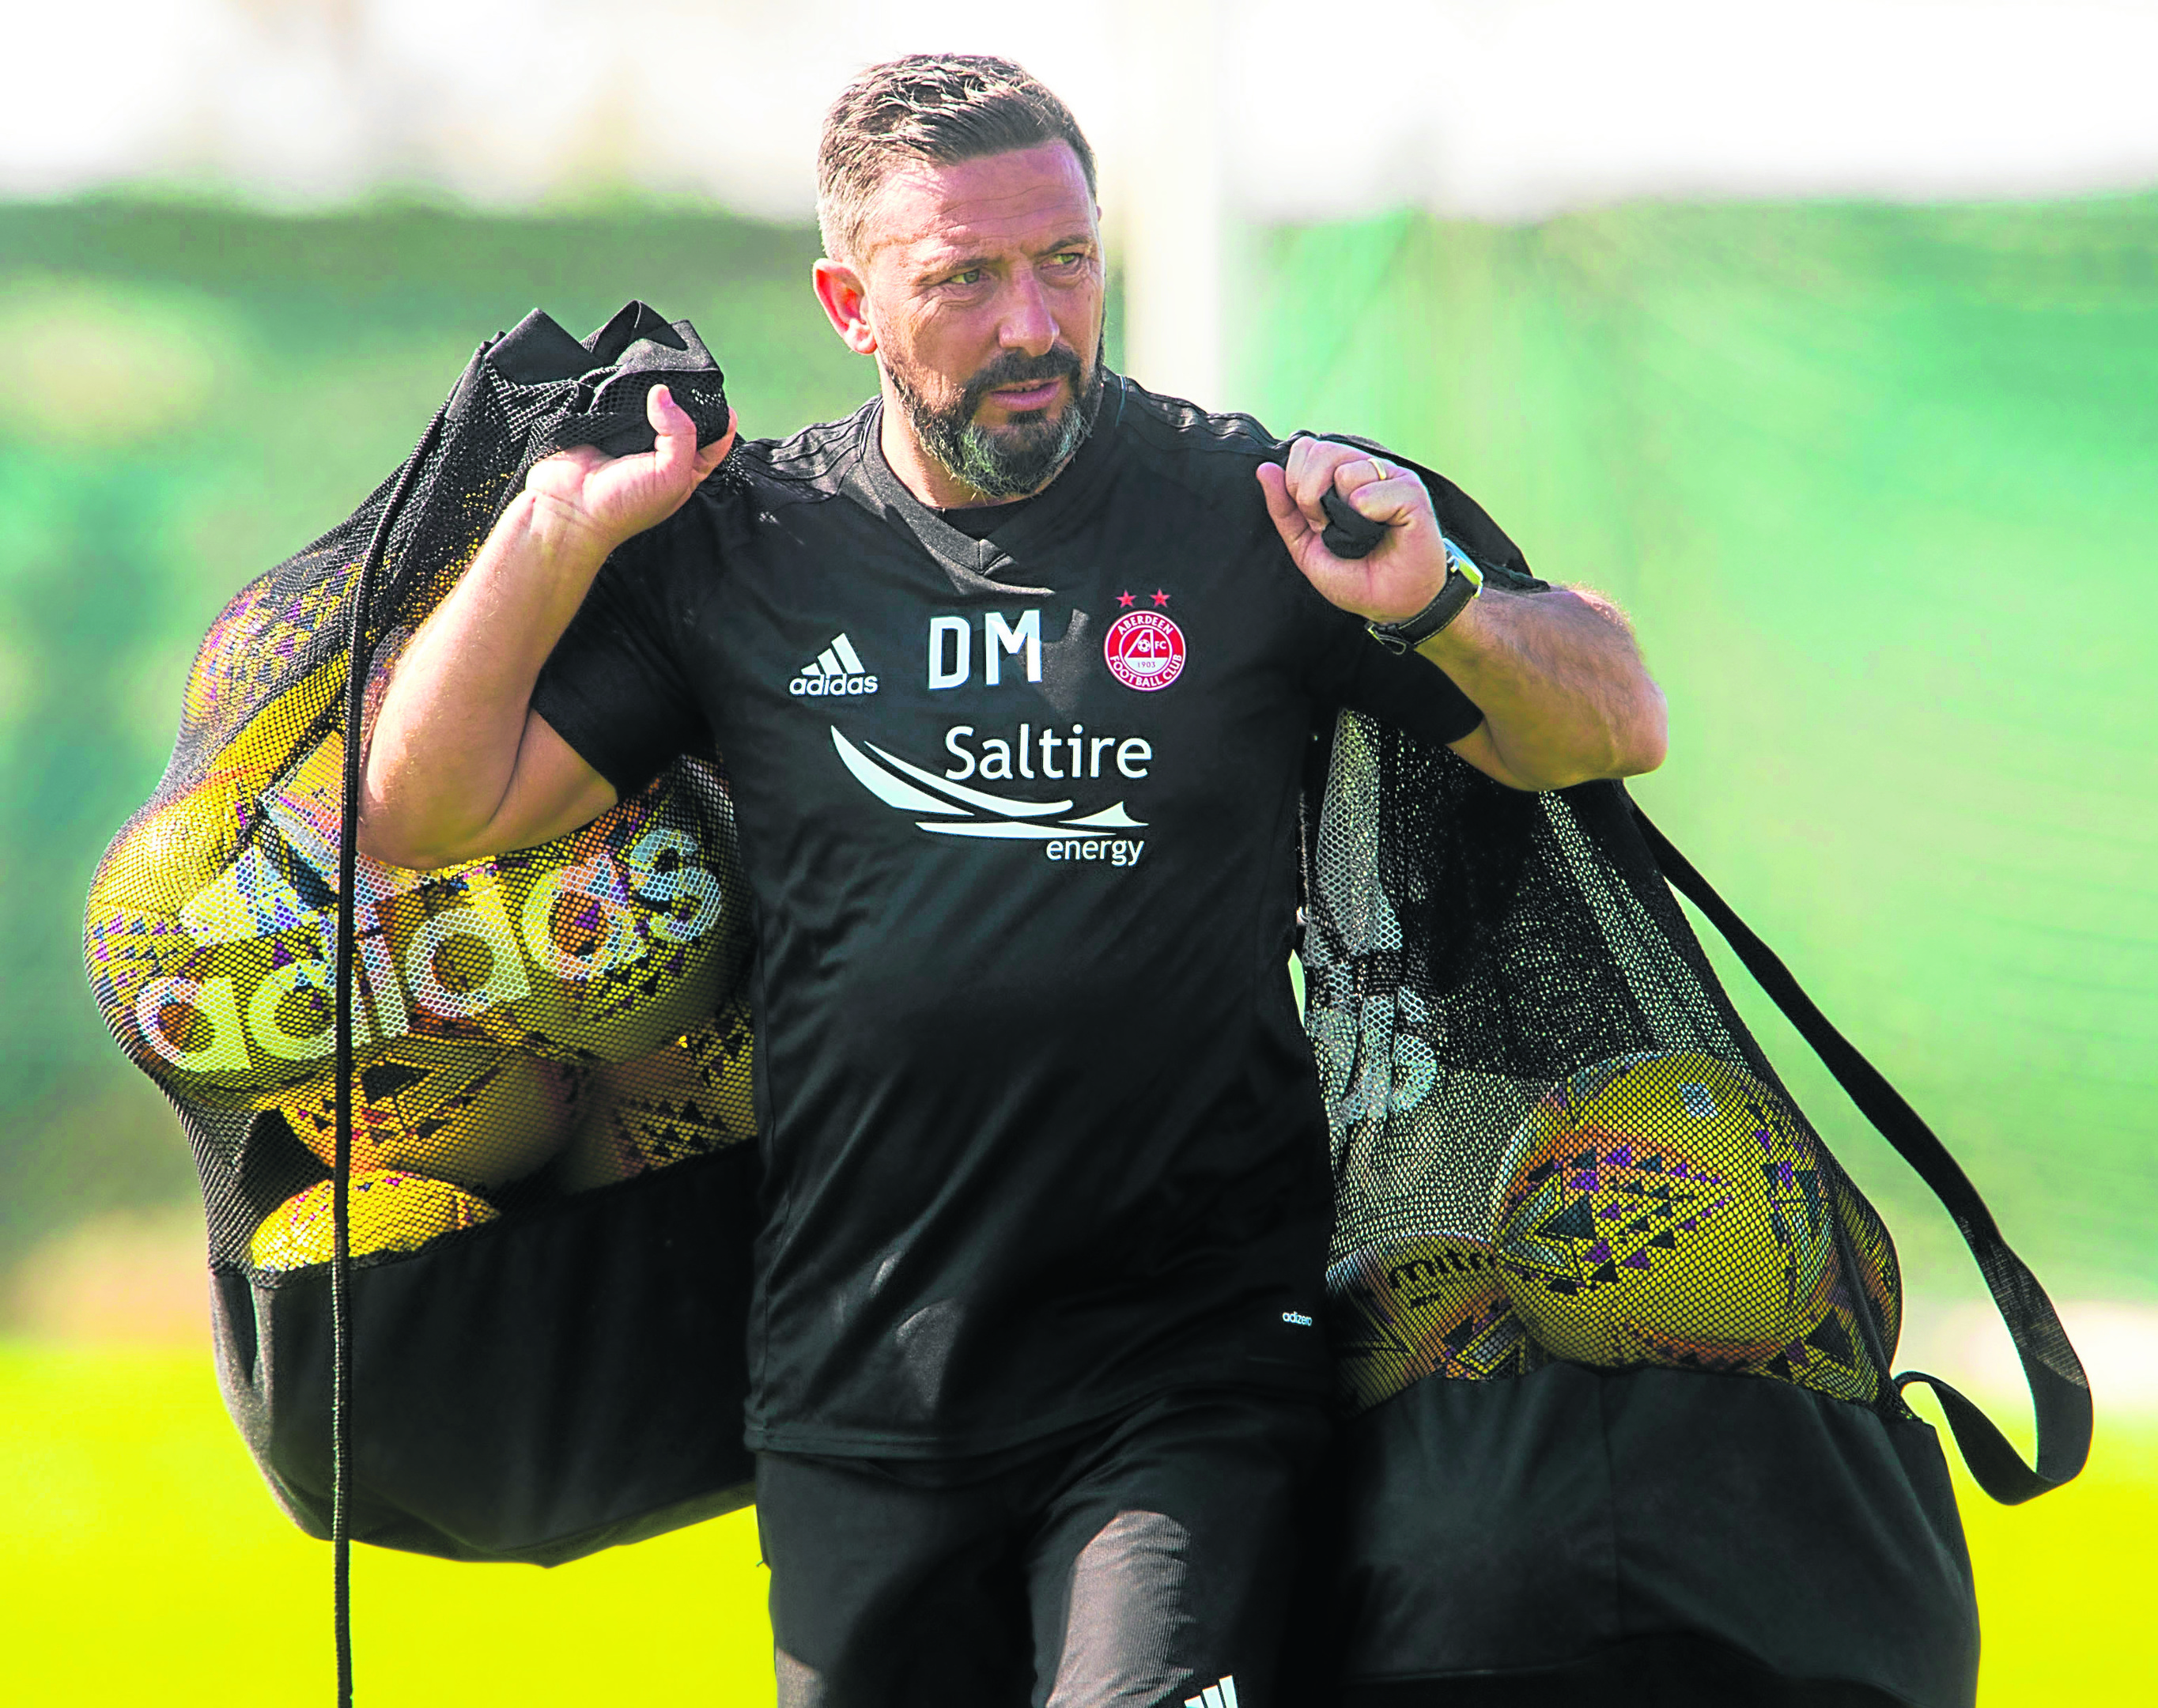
[813, 258, 879, 355]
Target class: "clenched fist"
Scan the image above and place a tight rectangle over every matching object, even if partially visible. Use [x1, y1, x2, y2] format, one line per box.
[1257, 437, 1449, 625]
[526, 384, 739, 558]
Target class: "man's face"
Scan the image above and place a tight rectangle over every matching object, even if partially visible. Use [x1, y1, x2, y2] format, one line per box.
[838, 141, 1105, 501]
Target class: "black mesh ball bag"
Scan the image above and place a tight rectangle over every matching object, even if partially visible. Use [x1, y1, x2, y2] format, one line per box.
[1300, 458, 2092, 1708]
[81, 304, 759, 1596]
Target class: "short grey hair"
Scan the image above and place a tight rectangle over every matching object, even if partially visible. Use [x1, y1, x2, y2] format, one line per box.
[816, 55, 1098, 263]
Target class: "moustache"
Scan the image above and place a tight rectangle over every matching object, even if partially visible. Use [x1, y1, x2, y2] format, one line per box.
[963, 346, 1085, 417]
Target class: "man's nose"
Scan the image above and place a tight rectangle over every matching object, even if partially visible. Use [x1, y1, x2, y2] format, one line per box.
[992, 270, 1057, 354]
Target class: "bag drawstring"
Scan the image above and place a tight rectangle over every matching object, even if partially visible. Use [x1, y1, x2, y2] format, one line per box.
[1634, 802, 2092, 1506]
[331, 398, 451, 1706]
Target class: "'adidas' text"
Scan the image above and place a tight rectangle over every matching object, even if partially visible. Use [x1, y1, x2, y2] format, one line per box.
[792, 633, 879, 697]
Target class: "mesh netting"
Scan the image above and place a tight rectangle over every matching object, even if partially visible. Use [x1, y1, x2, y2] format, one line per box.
[1306, 712, 1906, 1419]
[81, 302, 747, 1290]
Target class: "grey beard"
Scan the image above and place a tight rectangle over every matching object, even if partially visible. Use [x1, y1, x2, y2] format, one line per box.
[888, 354, 1102, 501]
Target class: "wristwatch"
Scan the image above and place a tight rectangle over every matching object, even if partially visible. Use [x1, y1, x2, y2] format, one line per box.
[1366, 536, 1485, 653]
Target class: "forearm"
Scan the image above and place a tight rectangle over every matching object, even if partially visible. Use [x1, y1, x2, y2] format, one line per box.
[1423, 585, 1668, 791]
[358, 493, 610, 867]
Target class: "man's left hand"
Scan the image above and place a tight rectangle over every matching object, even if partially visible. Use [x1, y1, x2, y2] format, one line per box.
[1256, 437, 1669, 792]
[1256, 437, 1447, 622]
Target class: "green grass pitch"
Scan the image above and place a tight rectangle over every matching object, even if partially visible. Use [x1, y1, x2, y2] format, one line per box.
[0, 1343, 2145, 1704]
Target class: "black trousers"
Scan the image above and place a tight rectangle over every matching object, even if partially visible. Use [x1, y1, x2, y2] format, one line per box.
[757, 1388, 1333, 1708]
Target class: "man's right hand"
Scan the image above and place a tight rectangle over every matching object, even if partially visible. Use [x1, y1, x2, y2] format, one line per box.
[358, 384, 736, 871]
[526, 383, 738, 557]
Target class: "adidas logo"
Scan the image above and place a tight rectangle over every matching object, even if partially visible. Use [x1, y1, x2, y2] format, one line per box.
[1185, 1678, 1241, 1708]
[791, 633, 879, 697]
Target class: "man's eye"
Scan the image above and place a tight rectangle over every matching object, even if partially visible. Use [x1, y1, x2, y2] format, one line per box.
[1049, 251, 1086, 268]
[948, 268, 985, 286]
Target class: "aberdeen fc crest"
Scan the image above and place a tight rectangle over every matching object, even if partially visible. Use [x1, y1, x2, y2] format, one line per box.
[1104, 609, 1185, 692]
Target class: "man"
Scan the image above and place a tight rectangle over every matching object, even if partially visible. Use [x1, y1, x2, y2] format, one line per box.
[361, 54, 1665, 1708]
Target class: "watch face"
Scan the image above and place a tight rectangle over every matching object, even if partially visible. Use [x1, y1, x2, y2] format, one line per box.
[1444, 536, 1486, 591]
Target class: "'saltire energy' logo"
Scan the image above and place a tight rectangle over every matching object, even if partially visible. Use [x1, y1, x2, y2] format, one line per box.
[1104, 610, 1185, 691]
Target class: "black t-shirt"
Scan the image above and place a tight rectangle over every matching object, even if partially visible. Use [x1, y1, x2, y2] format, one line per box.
[937, 495, 1037, 538]
[531, 376, 1489, 1457]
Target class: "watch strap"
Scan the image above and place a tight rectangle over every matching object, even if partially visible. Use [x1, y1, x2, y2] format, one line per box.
[1366, 537, 1485, 653]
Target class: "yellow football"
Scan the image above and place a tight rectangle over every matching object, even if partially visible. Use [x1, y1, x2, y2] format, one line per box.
[556, 1003, 758, 1192]
[82, 699, 488, 1108]
[1492, 1051, 1839, 1375]
[249, 1170, 497, 1272]
[85, 758, 323, 1107]
[1325, 1231, 1546, 1414]
[274, 1036, 577, 1188]
[1767, 1183, 1905, 1404]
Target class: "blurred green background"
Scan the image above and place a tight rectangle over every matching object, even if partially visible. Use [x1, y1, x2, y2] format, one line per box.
[1, 192, 2152, 1701]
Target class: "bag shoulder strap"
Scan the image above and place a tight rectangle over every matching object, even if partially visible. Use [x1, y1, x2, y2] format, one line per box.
[1632, 804, 2092, 1505]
